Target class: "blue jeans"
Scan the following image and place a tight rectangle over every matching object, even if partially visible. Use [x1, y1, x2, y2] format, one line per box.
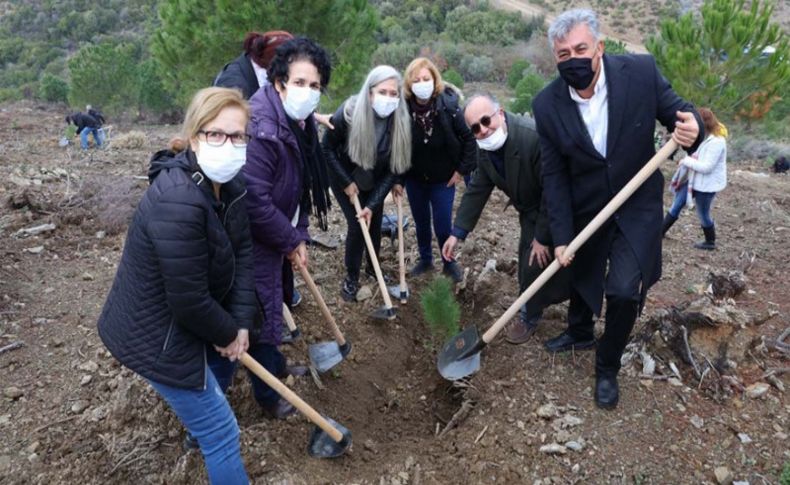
[668, 184, 716, 228]
[207, 343, 286, 407]
[405, 179, 455, 264]
[147, 371, 249, 484]
[80, 128, 102, 149]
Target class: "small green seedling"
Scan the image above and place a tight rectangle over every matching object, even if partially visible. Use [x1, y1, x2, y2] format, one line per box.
[420, 276, 461, 345]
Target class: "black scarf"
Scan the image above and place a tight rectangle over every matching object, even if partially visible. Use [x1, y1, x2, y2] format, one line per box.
[409, 97, 437, 143]
[287, 117, 332, 230]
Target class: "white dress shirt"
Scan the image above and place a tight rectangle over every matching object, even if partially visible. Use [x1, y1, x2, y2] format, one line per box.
[569, 61, 608, 158]
[251, 60, 269, 89]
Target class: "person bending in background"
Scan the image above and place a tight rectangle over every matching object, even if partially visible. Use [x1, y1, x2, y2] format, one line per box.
[662, 107, 727, 250]
[66, 111, 102, 149]
[98, 87, 255, 484]
[401, 57, 477, 283]
[323, 65, 412, 302]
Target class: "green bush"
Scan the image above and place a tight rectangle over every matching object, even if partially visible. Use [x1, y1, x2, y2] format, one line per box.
[38, 74, 69, 103]
[371, 42, 417, 72]
[781, 461, 790, 485]
[420, 277, 461, 342]
[507, 59, 530, 89]
[68, 41, 140, 115]
[604, 38, 628, 55]
[442, 69, 464, 89]
[459, 55, 495, 82]
[510, 71, 546, 115]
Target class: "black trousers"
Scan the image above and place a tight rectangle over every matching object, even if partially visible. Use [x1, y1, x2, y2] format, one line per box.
[567, 227, 641, 376]
[332, 182, 384, 281]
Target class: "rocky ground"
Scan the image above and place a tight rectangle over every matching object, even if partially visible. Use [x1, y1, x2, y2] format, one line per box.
[0, 101, 788, 484]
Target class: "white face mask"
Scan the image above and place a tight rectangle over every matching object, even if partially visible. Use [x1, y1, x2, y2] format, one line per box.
[412, 80, 434, 101]
[372, 94, 400, 118]
[476, 126, 508, 152]
[282, 85, 321, 121]
[196, 140, 246, 183]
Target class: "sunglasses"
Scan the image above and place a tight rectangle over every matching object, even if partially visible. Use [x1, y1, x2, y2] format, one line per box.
[470, 110, 499, 135]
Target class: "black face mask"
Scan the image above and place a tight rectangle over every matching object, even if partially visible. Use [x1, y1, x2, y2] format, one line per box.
[557, 56, 596, 90]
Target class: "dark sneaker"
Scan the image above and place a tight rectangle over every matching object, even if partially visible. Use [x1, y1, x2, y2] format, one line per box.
[291, 288, 303, 307]
[261, 398, 297, 420]
[544, 331, 596, 353]
[595, 373, 619, 409]
[442, 261, 463, 283]
[341, 277, 359, 302]
[505, 319, 538, 345]
[184, 434, 199, 451]
[409, 259, 434, 277]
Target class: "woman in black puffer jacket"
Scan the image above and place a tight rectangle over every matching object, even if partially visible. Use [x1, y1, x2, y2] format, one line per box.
[97, 87, 255, 484]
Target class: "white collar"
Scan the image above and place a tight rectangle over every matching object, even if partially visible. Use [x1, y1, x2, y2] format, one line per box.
[251, 60, 268, 88]
[569, 58, 606, 103]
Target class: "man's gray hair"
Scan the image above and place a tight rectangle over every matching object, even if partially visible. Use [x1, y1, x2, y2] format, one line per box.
[463, 92, 500, 115]
[547, 9, 600, 48]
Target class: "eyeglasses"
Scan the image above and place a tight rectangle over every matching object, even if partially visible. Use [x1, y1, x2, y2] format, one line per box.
[198, 130, 250, 148]
[470, 110, 499, 135]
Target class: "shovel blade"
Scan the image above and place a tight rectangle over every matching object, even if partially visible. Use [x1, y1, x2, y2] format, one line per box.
[437, 326, 483, 380]
[309, 341, 344, 373]
[388, 285, 409, 302]
[308, 417, 352, 458]
[370, 306, 396, 321]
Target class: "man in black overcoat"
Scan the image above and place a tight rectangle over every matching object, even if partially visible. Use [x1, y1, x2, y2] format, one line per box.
[532, 8, 704, 409]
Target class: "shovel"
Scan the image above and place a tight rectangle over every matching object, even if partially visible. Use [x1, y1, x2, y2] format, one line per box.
[296, 264, 352, 373]
[387, 195, 410, 304]
[351, 194, 396, 320]
[239, 352, 351, 458]
[438, 140, 679, 380]
[282, 303, 301, 343]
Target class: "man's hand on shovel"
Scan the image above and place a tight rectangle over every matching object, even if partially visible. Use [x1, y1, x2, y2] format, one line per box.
[554, 245, 575, 267]
[357, 207, 373, 226]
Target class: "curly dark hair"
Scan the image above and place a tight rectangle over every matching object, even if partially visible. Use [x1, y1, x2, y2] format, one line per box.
[266, 37, 332, 90]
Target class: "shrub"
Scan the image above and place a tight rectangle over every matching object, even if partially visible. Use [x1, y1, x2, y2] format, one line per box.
[442, 69, 464, 89]
[510, 71, 547, 115]
[459, 55, 495, 82]
[507, 59, 530, 89]
[38, 74, 69, 103]
[420, 277, 461, 343]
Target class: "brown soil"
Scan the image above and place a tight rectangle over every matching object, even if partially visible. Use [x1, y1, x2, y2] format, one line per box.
[0, 101, 787, 484]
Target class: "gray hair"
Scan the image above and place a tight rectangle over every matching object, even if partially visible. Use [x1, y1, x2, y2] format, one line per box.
[463, 92, 500, 116]
[344, 65, 412, 175]
[547, 9, 600, 48]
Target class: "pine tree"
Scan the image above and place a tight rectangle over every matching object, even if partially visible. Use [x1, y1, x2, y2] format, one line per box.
[646, 0, 790, 121]
[151, 0, 379, 108]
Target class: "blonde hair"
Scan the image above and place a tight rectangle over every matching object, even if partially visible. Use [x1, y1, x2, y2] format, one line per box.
[403, 57, 444, 100]
[344, 65, 412, 175]
[169, 87, 250, 152]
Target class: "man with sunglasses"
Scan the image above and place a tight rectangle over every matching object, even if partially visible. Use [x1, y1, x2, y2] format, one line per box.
[442, 93, 570, 345]
[532, 9, 704, 409]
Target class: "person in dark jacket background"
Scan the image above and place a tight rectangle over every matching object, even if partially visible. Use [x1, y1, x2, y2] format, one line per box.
[66, 111, 102, 149]
[214, 30, 293, 100]
[232, 37, 333, 419]
[323, 65, 412, 301]
[97, 87, 255, 484]
[401, 57, 476, 283]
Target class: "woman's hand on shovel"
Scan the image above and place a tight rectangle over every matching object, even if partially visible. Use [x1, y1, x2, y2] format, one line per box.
[288, 242, 309, 270]
[357, 207, 373, 226]
[554, 245, 575, 267]
[215, 329, 249, 362]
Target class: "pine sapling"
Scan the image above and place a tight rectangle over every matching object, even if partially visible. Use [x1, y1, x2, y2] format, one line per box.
[420, 277, 461, 344]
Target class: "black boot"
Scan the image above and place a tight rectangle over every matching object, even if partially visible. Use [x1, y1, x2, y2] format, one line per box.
[595, 373, 619, 409]
[341, 277, 359, 302]
[694, 225, 716, 250]
[661, 213, 678, 236]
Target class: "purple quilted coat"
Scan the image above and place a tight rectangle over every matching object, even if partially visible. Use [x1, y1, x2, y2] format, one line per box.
[244, 84, 311, 345]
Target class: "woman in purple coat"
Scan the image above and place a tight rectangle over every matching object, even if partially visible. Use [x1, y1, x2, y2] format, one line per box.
[210, 37, 333, 420]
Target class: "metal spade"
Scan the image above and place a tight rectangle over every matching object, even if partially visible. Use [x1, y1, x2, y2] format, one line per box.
[282, 303, 301, 343]
[240, 353, 351, 458]
[387, 195, 410, 304]
[437, 140, 679, 380]
[297, 264, 352, 373]
[351, 194, 396, 320]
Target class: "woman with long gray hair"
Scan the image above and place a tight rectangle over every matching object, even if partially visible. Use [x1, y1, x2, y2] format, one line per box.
[323, 65, 412, 301]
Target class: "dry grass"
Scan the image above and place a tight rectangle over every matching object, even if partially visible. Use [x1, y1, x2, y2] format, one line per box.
[110, 131, 148, 150]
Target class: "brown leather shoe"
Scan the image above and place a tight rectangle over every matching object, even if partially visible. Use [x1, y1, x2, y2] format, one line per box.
[261, 398, 297, 420]
[505, 319, 538, 345]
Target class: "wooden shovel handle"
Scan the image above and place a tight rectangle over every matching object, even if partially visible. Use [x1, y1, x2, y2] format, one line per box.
[351, 195, 395, 309]
[396, 195, 407, 293]
[282, 303, 297, 333]
[297, 265, 346, 345]
[481, 140, 679, 344]
[240, 353, 343, 442]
